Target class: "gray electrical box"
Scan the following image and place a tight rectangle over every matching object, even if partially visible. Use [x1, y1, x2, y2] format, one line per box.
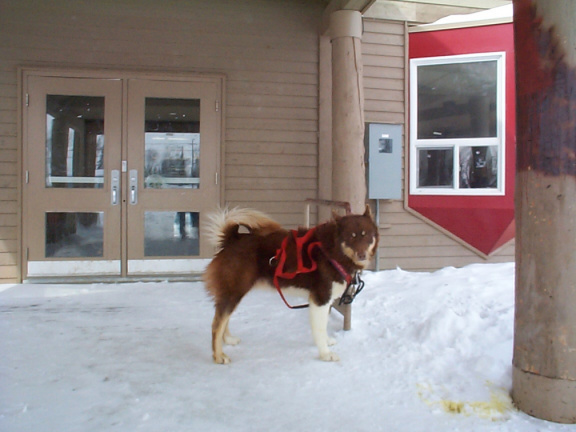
[366, 123, 403, 200]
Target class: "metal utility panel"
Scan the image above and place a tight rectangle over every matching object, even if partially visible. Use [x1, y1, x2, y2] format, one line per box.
[366, 123, 403, 200]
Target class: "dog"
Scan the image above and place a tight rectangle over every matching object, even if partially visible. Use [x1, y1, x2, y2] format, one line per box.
[203, 205, 379, 364]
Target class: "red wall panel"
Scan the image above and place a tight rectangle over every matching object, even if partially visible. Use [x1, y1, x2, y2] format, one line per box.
[408, 23, 515, 255]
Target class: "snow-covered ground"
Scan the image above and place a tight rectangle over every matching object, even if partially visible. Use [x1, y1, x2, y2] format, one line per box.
[1, 263, 575, 432]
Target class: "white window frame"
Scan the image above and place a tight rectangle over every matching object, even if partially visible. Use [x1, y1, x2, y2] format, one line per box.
[409, 52, 506, 196]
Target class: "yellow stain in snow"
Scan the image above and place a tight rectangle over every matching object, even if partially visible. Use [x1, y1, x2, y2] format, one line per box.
[418, 382, 514, 421]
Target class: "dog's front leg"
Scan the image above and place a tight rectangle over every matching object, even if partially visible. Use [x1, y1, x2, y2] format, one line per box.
[309, 300, 339, 362]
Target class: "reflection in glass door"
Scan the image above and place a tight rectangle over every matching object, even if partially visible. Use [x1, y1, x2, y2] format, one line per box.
[46, 212, 104, 258]
[45, 95, 106, 258]
[143, 98, 200, 258]
[144, 211, 199, 257]
[46, 95, 105, 189]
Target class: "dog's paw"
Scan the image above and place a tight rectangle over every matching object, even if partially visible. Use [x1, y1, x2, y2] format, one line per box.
[213, 353, 231, 364]
[327, 337, 337, 346]
[223, 335, 241, 346]
[319, 351, 340, 362]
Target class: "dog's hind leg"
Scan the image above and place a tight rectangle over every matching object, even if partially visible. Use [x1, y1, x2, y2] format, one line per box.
[212, 306, 232, 364]
[223, 322, 240, 345]
[211, 295, 244, 364]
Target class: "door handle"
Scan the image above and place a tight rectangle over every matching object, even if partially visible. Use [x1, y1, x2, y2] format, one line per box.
[129, 169, 138, 205]
[111, 170, 120, 205]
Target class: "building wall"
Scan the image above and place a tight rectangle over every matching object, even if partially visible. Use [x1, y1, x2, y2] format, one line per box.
[362, 18, 514, 271]
[0, 1, 515, 282]
[0, 0, 324, 282]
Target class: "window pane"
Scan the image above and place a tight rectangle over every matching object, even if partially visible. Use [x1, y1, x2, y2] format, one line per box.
[459, 146, 498, 189]
[144, 211, 199, 257]
[144, 98, 200, 189]
[46, 95, 105, 188]
[418, 148, 453, 188]
[417, 61, 497, 139]
[46, 212, 103, 257]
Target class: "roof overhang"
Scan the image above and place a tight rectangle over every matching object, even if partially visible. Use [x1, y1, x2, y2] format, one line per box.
[320, 0, 377, 34]
[409, 4, 513, 32]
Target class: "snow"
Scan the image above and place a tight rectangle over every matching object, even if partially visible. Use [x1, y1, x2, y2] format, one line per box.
[1, 262, 575, 432]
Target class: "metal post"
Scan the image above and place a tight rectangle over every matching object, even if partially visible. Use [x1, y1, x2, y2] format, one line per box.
[303, 198, 353, 330]
[512, 0, 576, 423]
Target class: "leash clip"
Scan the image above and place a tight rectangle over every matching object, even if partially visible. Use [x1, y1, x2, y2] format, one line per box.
[338, 272, 365, 305]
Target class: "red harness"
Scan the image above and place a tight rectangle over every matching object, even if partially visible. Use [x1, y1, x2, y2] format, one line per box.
[271, 228, 352, 309]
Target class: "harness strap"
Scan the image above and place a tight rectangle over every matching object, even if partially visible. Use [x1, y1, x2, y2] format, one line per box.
[324, 253, 353, 286]
[272, 228, 359, 309]
[272, 228, 321, 309]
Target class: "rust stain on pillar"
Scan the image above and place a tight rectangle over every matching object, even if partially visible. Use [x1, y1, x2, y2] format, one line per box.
[513, 0, 576, 423]
[515, 1, 576, 175]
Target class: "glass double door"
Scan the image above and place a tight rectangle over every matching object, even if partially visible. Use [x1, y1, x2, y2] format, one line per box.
[23, 73, 221, 278]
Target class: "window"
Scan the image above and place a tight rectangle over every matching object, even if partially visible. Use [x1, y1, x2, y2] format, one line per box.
[410, 52, 505, 195]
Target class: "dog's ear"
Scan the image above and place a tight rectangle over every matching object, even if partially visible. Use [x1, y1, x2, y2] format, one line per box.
[363, 204, 373, 219]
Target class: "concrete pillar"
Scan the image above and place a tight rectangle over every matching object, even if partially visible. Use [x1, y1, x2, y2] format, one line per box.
[329, 10, 366, 214]
[512, 0, 576, 423]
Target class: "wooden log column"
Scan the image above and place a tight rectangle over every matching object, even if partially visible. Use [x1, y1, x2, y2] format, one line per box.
[330, 10, 366, 214]
[512, 0, 576, 423]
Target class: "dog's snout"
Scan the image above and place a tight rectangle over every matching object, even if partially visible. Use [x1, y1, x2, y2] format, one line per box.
[357, 251, 367, 260]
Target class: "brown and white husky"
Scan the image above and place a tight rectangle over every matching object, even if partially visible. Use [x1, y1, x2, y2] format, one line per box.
[203, 206, 379, 364]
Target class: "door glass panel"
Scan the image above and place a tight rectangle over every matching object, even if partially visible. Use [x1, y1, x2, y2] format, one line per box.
[46, 95, 105, 188]
[46, 212, 104, 257]
[144, 98, 200, 189]
[144, 211, 199, 257]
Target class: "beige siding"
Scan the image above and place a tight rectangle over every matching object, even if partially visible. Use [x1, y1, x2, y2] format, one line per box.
[0, 1, 516, 282]
[0, 58, 19, 282]
[362, 19, 514, 271]
[0, 0, 323, 282]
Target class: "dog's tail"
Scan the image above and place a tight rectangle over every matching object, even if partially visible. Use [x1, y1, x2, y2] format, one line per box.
[205, 207, 282, 250]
